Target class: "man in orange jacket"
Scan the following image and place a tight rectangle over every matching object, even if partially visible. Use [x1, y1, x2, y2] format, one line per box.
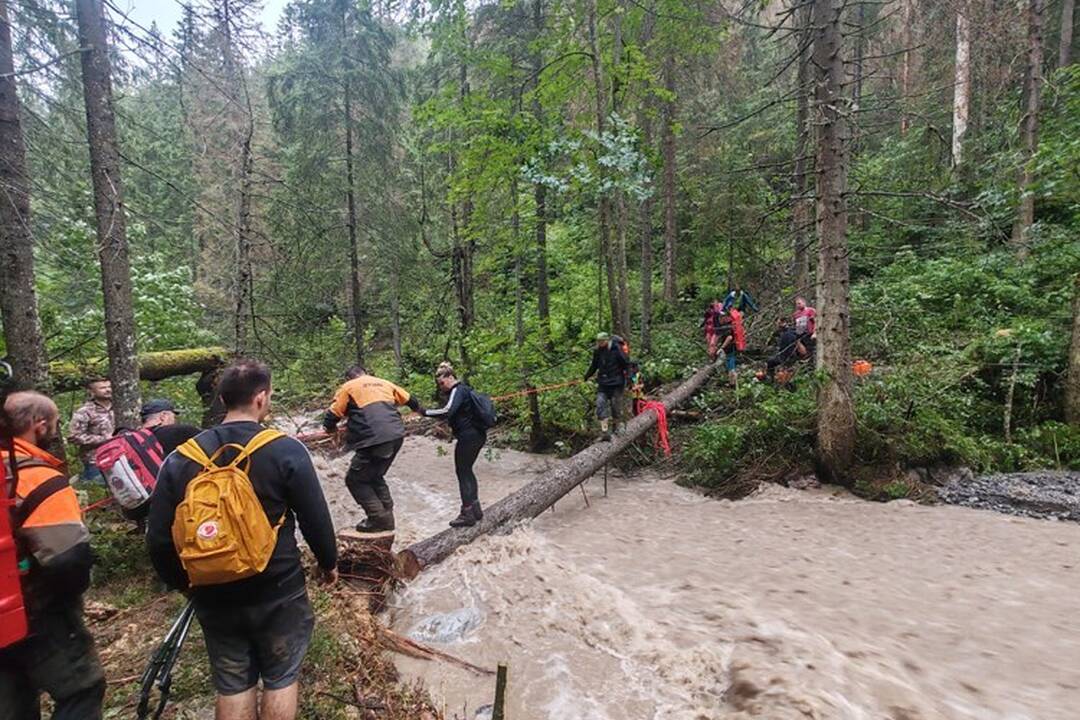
[0, 391, 104, 720]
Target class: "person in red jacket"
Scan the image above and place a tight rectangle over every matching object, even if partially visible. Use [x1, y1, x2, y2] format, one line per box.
[0, 391, 104, 720]
[793, 296, 817, 358]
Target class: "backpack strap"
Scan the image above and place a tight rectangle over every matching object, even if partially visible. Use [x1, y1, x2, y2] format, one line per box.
[177, 438, 212, 468]
[177, 429, 284, 470]
[231, 429, 285, 467]
[13, 474, 71, 528]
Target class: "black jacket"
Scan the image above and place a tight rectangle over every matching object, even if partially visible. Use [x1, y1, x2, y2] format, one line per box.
[146, 421, 337, 607]
[423, 382, 484, 438]
[585, 344, 630, 389]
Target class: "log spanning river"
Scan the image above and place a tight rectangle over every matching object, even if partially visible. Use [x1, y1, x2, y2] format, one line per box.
[313, 436, 1080, 720]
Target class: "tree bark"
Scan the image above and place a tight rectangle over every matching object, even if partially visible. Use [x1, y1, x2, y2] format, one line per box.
[610, 0, 631, 339]
[1061, 0, 1074, 67]
[400, 359, 721, 576]
[233, 124, 255, 354]
[75, 0, 141, 429]
[793, 0, 812, 298]
[811, 0, 856, 484]
[51, 347, 230, 392]
[661, 51, 678, 304]
[951, 0, 971, 167]
[1066, 274, 1080, 425]
[343, 8, 364, 366]
[1013, 0, 1044, 255]
[639, 113, 654, 354]
[390, 283, 403, 373]
[0, 0, 49, 390]
[222, 0, 256, 355]
[588, 0, 615, 331]
[512, 180, 545, 451]
[898, 0, 914, 134]
[532, 0, 551, 348]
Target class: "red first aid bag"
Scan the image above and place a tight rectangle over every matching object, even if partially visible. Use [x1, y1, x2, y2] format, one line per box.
[95, 429, 164, 510]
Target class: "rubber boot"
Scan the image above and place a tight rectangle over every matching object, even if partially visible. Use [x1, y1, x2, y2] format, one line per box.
[600, 419, 611, 441]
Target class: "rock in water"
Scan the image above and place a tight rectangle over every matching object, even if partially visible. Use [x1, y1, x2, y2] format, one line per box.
[409, 607, 484, 644]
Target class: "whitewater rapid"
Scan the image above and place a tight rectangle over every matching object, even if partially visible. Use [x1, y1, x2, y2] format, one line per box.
[312, 435, 1080, 720]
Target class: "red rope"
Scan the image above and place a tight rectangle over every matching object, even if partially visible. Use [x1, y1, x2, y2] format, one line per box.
[490, 379, 583, 402]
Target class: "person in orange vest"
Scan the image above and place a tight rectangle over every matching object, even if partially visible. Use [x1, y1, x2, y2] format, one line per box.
[0, 391, 104, 719]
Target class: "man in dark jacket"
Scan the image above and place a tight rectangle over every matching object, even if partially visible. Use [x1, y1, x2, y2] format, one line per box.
[147, 361, 337, 720]
[0, 391, 104, 720]
[323, 366, 422, 533]
[584, 333, 630, 440]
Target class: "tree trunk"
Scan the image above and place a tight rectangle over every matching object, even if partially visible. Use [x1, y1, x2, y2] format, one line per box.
[639, 113, 654, 354]
[793, 0, 812, 298]
[51, 347, 230, 392]
[1013, 0, 1045, 255]
[75, 0, 141, 429]
[512, 180, 545, 451]
[610, 0, 630, 339]
[661, 51, 678, 304]
[899, 0, 914, 134]
[951, 0, 971, 167]
[1066, 274, 1080, 425]
[532, 0, 551, 348]
[811, 0, 856, 484]
[588, 0, 615, 331]
[390, 284, 403, 373]
[1060, 0, 1074, 67]
[343, 12, 363, 366]
[233, 125, 255, 354]
[0, 0, 49, 390]
[452, 62, 475, 335]
[400, 359, 721, 576]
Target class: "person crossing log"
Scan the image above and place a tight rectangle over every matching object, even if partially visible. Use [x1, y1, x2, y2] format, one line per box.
[399, 359, 720, 578]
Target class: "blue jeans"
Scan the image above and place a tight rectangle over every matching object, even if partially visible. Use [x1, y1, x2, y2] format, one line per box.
[79, 462, 104, 485]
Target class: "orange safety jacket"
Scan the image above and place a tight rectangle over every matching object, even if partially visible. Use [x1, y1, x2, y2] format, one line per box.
[1, 438, 92, 613]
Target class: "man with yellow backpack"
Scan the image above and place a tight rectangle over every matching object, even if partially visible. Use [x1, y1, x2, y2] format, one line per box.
[146, 360, 337, 720]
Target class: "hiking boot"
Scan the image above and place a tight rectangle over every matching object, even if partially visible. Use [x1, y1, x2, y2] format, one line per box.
[355, 512, 395, 533]
[449, 502, 482, 528]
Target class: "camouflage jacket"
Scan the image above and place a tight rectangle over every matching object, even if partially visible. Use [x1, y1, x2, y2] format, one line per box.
[68, 400, 114, 460]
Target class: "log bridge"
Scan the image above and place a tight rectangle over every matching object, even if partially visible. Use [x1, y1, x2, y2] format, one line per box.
[399, 359, 720, 578]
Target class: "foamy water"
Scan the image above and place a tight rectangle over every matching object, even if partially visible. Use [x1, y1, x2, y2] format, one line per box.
[314, 436, 1080, 719]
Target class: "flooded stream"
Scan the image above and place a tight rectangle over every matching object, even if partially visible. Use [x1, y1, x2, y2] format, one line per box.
[313, 436, 1080, 720]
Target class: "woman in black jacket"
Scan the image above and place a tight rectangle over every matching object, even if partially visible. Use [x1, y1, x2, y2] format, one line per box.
[422, 365, 487, 527]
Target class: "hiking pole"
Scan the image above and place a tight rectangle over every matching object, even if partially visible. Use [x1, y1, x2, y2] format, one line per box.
[137, 600, 196, 720]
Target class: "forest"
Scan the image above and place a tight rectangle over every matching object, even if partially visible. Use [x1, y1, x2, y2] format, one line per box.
[2, 0, 1078, 491]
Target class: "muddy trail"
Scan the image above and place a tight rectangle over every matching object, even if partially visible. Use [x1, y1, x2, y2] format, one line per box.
[312, 436, 1080, 720]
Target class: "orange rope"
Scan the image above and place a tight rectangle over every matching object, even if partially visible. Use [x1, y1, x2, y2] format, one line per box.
[490, 379, 584, 402]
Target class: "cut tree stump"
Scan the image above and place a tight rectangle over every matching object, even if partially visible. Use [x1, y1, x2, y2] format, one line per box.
[399, 360, 720, 578]
[337, 529, 397, 612]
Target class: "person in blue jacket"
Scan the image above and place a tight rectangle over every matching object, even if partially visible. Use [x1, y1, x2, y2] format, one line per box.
[723, 284, 759, 314]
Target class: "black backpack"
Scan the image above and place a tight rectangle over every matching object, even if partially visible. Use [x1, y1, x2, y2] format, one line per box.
[469, 388, 498, 430]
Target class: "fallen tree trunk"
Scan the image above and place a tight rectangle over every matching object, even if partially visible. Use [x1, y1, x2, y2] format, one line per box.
[51, 347, 230, 392]
[400, 359, 719, 578]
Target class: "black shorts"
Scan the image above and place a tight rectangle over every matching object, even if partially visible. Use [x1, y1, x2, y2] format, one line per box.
[194, 588, 315, 695]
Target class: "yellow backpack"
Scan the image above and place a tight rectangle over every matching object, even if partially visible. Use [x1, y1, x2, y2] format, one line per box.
[172, 428, 286, 587]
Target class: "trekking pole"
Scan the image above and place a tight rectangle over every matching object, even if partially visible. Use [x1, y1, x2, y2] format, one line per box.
[137, 601, 196, 720]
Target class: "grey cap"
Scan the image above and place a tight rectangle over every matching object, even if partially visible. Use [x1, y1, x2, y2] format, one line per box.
[140, 398, 178, 419]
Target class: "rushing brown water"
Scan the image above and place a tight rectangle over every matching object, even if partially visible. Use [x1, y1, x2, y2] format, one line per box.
[313, 436, 1080, 720]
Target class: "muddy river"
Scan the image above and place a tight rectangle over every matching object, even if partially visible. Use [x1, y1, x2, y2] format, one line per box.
[312, 435, 1080, 720]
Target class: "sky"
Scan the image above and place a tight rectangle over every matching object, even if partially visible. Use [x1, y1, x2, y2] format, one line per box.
[118, 0, 291, 36]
